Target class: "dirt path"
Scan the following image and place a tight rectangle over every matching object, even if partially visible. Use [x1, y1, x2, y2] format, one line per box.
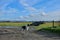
[0, 28, 60, 40]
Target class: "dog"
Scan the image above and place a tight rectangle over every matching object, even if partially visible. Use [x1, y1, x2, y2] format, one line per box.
[21, 25, 29, 31]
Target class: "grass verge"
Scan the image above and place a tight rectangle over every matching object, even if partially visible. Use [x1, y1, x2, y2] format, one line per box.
[41, 26, 60, 34]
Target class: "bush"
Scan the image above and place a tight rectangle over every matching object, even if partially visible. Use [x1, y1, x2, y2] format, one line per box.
[30, 21, 45, 26]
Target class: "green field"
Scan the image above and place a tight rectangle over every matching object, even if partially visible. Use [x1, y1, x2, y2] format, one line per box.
[0, 22, 60, 34]
[35, 22, 60, 30]
[34, 22, 60, 34]
[0, 22, 59, 27]
[0, 22, 32, 26]
[0, 22, 59, 30]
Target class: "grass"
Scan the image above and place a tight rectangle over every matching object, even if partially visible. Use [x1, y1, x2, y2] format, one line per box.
[42, 26, 60, 34]
[0, 22, 32, 26]
[0, 22, 60, 29]
[35, 22, 60, 30]
[0, 22, 60, 34]
[34, 22, 60, 34]
[0, 22, 59, 27]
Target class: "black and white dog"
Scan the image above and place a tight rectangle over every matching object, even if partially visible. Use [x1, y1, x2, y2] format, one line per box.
[21, 25, 29, 31]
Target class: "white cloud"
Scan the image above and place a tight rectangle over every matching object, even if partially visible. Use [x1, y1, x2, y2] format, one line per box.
[19, 16, 24, 19]
[47, 10, 60, 21]
[29, 14, 35, 17]
[20, 0, 40, 6]
[19, 0, 48, 21]
[0, 0, 60, 21]
[0, 8, 20, 17]
[41, 12, 47, 16]
[20, 0, 38, 12]
[20, 0, 47, 14]
[20, 10, 60, 21]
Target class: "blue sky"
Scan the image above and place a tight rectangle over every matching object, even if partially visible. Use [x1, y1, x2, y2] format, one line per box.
[0, 0, 60, 21]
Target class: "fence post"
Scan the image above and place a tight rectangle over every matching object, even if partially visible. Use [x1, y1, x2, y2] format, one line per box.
[52, 20, 54, 28]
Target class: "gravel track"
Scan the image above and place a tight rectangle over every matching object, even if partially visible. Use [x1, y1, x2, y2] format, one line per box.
[0, 27, 60, 40]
